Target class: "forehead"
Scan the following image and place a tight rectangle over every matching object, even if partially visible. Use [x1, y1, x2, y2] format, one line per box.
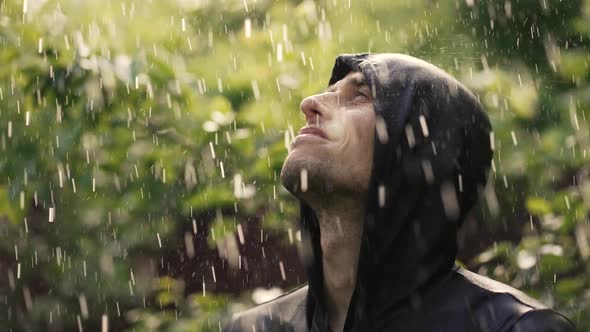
[328, 71, 367, 90]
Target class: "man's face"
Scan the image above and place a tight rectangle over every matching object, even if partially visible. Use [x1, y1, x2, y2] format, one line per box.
[280, 71, 375, 203]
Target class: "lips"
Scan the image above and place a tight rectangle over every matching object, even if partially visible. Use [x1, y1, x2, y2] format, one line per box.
[297, 125, 328, 140]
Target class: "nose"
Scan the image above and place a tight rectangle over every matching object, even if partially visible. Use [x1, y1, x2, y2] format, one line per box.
[300, 92, 334, 125]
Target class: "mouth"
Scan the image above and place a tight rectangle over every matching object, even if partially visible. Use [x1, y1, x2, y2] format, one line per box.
[296, 125, 328, 140]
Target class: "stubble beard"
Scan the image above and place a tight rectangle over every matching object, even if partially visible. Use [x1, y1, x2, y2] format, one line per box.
[280, 154, 337, 205]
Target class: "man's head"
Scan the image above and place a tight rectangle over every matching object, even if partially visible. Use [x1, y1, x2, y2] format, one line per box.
[283, 54, 494, 328]
[280, 71, 376, 208]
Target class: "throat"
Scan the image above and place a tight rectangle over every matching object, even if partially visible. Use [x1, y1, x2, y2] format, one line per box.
[317, 211, 363, 332]
[323, 255, 356, 332]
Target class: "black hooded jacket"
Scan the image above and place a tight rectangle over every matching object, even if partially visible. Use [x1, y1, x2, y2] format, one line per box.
[223, 54, 576, 332]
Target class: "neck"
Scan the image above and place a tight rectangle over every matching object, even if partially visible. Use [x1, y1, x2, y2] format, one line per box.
[309, 197, 364, 332]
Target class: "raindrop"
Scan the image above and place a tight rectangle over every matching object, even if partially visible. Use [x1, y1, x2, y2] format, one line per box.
[300, 51, 307, 66]
[277, 43, 283, 62]
[421, 160, 434, 184]
[404, 124, 415, 147]
[300, 168, 308, 192]
[251, 80, 260, 100]
[184, 232, 195, 258]
[244, 18, 252, 38]
[440, 182, 459, 220]
[510, 130, 518, 146]
[202, 277, 206, 297]
[79, 294, 89, 319]
[234, 174, 244, 198]
[378, 185, 386, 207]
[375, 116, 388, 143]
[419, 115, 429, 138]
[208, 142, 216, 160]
[279, 261, 286, 281]
[237, 223, 245, 245]
[49, 207, 55, 223]
[217, 78, 223, 92]
[101, 314, 108, 332]
[570, 101, 580, 131]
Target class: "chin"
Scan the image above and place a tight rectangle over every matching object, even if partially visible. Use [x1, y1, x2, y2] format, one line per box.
[280, 152, 332, 198]
[281, 153, 370, 205]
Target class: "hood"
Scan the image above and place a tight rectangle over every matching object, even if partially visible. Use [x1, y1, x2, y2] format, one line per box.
[299, 53, 493, 331]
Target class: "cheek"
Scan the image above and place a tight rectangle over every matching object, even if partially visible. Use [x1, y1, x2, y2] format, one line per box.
[353, 112, 376, 152]
[325, 114, 347, 140]
[327, 107, 375, 156]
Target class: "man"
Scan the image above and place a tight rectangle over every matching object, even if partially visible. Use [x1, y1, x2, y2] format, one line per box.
[223, 54, 575, 331]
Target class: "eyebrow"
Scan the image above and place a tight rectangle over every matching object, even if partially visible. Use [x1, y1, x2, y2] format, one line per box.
[350, 75, 367, 86]
[325, 74, 368, 92]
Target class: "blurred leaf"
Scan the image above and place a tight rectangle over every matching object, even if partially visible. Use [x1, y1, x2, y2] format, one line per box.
[526, 197, 553, 216]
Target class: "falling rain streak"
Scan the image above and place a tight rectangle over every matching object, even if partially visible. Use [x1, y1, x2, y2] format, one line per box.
[300, 168, 308, 192]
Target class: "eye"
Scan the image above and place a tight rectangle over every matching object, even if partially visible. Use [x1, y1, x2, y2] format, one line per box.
[354, 90, 370, 101]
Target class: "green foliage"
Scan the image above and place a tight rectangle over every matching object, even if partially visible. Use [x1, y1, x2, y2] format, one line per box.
[1, 0, 590, 331]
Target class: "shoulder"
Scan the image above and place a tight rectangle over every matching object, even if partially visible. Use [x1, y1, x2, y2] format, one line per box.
[454, 267, 546, 309]
[222, 284, 308, 332]
[451, 267, 575, 332]
[506, 309, 576, 332]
